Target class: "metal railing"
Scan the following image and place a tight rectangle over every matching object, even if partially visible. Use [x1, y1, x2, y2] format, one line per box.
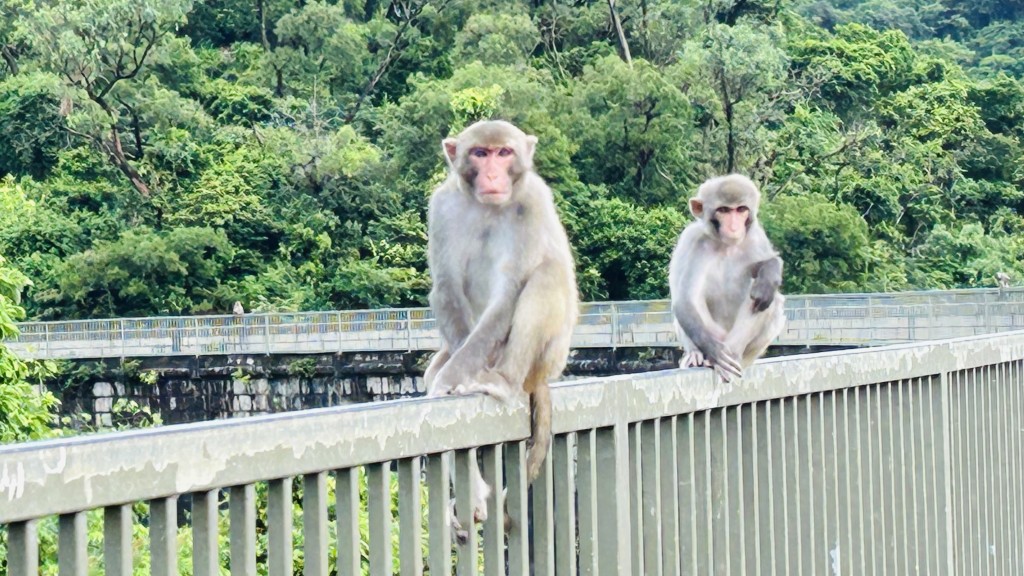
[2, 330, 1023, 575]
[7, 287, 1024, 360]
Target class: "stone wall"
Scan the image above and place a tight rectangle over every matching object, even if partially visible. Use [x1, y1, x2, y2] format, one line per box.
[50, 345, 832, 430]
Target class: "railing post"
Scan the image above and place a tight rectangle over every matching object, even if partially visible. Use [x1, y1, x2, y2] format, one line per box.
[264, 314, 271, 355]
[405, 308, 413, 351]
[596, 421, 632, 573]
[342, 311, 350, 352]
[611, 303, 619, 349]
[43, 323, 50, 359]
[120, 319, 125, 358]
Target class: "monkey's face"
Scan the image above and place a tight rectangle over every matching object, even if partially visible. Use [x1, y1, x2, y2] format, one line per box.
[465, 146, 517, 205]
[711, 205, 751, 245]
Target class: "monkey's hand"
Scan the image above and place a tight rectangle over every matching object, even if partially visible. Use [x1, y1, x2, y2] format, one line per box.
[750, 277, 777, 313]
[699, 339, 743, 379]
[679, 349, 708, 369]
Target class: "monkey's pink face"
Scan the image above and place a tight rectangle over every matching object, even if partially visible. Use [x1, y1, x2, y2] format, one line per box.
[469, 146, 516, 204]
[714, 205, 750, 244]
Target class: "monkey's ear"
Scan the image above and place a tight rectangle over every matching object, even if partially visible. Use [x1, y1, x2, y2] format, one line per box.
[523, 135, 538, 162]
[689, 198, 704, 218]
[442, 138, 459, 167]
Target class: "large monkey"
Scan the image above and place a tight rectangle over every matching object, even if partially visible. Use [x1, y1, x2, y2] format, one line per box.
[669, 174, 785, 381]
[425, 119, 578, 535]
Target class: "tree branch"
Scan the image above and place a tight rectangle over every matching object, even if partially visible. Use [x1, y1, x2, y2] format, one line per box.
[608, 0, 632, 67]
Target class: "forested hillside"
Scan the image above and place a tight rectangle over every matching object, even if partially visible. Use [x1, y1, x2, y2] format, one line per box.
[2, 0, 1024, 320]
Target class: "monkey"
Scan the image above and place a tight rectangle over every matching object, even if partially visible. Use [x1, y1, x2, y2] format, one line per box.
[232, 301, 245, 316]
[424, 119, 578, 541]
[668, 174, 785, 382]
[996, 271, 1011, 289]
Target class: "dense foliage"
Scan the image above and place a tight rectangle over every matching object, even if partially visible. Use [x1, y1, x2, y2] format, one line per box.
[2, 0, 1024, 320]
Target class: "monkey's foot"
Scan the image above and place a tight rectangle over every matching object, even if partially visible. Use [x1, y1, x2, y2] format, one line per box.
[680, 350, 708, 369]
[450, 370, 514, 401]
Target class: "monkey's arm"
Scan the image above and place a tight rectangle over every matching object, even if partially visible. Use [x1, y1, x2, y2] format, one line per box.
[671, 258, 742, 377]
[749, 256, 783, 313]
[440, 277, 523, 383]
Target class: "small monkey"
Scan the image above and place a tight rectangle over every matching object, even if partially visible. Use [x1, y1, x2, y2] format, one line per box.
[232, 301, 245, 316]
[996, 272, 1011, 289]
[425, 119, 578, 539]
[669, 174, 785, 381]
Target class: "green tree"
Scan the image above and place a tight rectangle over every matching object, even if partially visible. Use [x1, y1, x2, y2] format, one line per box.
[0, 255, 58, 443]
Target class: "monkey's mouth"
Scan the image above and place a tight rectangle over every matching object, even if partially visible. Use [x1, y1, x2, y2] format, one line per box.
[477, 190, 511, 204]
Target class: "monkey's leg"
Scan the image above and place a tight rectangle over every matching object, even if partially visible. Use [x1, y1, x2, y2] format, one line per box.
[673, 320, 709, 369]
[724, 294, 786, 370]
[424, 345, 451, 398]
[740, 295, 786, 366]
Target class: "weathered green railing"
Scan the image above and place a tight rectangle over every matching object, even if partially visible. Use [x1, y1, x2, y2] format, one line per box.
[8, 287, 1024, 360]
[2, 330, 1023, 575]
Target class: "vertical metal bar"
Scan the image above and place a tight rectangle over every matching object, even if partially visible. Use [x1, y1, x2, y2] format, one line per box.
[810, 393, 829, 576]
[478, 447, 502, 576]
[896, 380, 912, 575]
[1009, 361, 1023, 576]
[230, 484, 257, 576]
[336, 468, 361, 576]
[150, 497, 178, 576]
[939, 371, 955, 576]
[922, 377, 941, 576]
[661, 416, 681, 576]
[104, 504, 133, 576]
[678, 413, 698, 576]
[531, 444, 555, 576]
[999, 362, 1016, 576]
[824, 391, 841, 576]
[837, 388, 853, 576]
[741, 401, 757, 573]
[710, 408, 729, 576]
[951, 370, 966, 575]
[729, 406, 747, 576]
[303, 472, 329, 576]
[922, 376, 937, 574]
[773, 399, 790, 576]
[58, 512, 88, 576]
[753, 401, 771, 576]
[977, 366, 992, 576]
[907, 380, 924, 575]
[629, 423, 644, 576]
[399, 457, 425, 576]
[999, 362, 1014, 576]
[505, 441, 529, 576]
[268, 478, 293, 576]
[990, 365, 1007, 575]
[863, 385, 881, 576]
[193, 490, 219, 576]
[427, 454, 453, 576]
[765, 400, 780, 576]
[8, 520, 39, 576]
[578, 430, 599, 576]
[553, 434, 577, 576]
[797, 397, 815, 576]
[641, 419, 663, 576]
[367, 461, 393, 576]
[853, 388, 868, 576]
[786, 397, 802, 576]
[596, 424, 632, 574]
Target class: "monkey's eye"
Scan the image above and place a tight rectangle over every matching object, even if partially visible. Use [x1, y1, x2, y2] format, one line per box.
[470, 148, 489, 158]
[737, 206, 750, 214]
[497, 147, 514, 157]
[715, 206, 732, 214]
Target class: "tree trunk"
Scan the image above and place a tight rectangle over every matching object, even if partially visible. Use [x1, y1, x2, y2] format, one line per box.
[1, 46, 18, 75]
[608, 0, 632, 67]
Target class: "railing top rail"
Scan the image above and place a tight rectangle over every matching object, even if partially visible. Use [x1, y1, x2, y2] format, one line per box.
[3, 328, 1023, 524]
[12, 286, 1023, 329]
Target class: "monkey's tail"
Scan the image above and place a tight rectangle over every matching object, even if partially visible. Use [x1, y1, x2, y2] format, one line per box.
[525, 380, 552, 483]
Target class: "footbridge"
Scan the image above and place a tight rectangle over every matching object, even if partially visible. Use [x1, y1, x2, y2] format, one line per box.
[8, 287, 1024, 360]
[2, 290, 1024, 575]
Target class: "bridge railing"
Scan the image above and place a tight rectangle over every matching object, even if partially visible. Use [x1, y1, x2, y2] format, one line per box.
[2, 330, 1023, 575]
[8, 287, 1024, 359]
